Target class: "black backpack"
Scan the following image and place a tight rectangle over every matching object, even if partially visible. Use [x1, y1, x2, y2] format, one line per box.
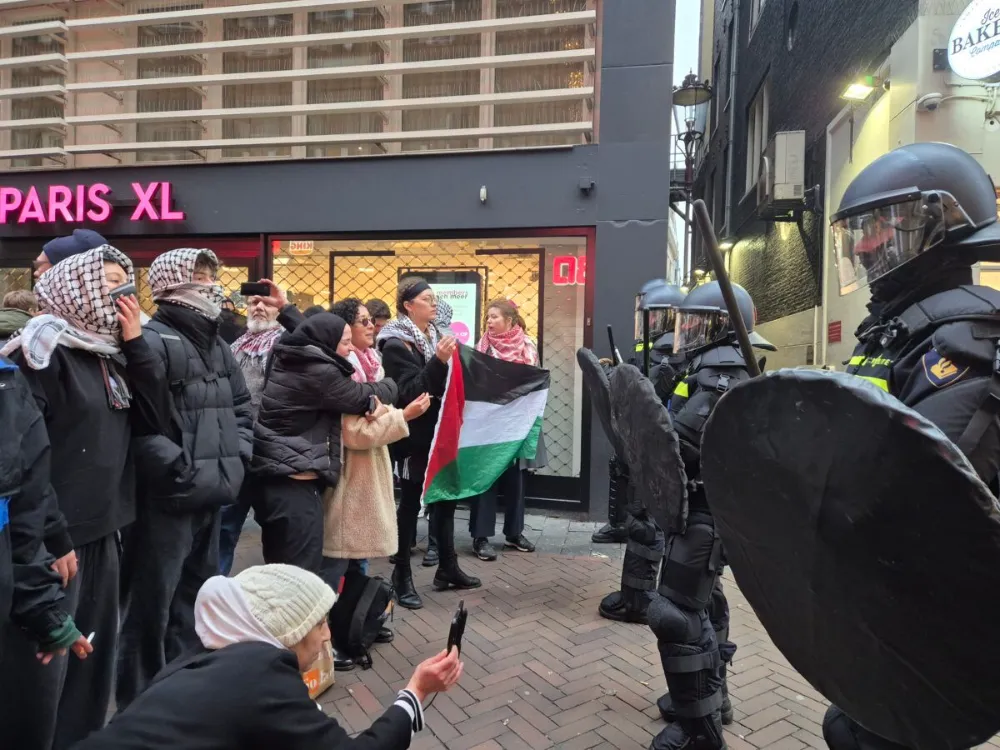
[329, 571, 394, 669]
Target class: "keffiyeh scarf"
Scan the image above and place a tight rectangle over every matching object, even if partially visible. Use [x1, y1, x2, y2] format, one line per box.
[348, 346, 383, 383]
[476, 324, 538, 366]
[231, 324, 283, 360]
[376, 315, 439, 362]
[1, 245, 133, 370]
[149, 248, 227, 320]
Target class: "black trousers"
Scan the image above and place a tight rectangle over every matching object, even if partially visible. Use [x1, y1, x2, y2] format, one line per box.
[0, 534, 119, 750]
[431, 500, 459, 564]
[252, 477, 324, 573]
[395, 478, 423, 568]
[116, 506, 219, 709]
[468, 464, 527, 540]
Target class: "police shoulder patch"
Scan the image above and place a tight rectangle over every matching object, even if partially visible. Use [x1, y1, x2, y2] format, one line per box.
[921, 348, 969, 389]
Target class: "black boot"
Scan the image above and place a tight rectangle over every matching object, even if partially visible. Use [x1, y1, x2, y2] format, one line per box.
[432, 504, 481, 591]
[592, 522, 628, 544]
[651, 714, 726, 750]
[391, 564, 423, 610]
[332, 648, 355, 672]
[598, 590, 649, 624]
[433, 558, 482, 591]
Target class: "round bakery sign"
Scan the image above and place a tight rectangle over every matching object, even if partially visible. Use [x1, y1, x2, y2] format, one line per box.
[949, 0, 1000, 81]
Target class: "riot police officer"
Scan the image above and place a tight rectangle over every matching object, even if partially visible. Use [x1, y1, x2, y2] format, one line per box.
[823, 143, 1000, 749]
[597, 282, 688, 627]
[593, 279, 682, 545]
[650, 281, 774, 750]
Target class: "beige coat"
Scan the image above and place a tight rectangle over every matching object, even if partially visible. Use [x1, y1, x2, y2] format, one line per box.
[322, 406, 409, 560]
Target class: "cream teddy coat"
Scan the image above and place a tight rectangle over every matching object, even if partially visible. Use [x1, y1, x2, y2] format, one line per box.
[322, 405, 409, 560]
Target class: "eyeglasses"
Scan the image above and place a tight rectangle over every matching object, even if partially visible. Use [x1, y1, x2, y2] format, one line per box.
[356, 317, 373, 326]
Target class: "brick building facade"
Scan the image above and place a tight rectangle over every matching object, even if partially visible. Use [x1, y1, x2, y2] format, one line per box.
[694, 0, 919, 326]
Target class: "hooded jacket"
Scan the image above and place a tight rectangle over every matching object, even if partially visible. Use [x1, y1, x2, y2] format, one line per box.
[0, 308, 30, 342]
[134, 303, 253, 513]
[253, 313, 398, 485]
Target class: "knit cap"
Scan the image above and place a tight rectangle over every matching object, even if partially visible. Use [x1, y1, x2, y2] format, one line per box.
[234, 564, 337, 648]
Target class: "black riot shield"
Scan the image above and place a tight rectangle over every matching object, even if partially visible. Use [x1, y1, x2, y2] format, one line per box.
[577, 348, 625, 457]
[701, 368, 1000, 750]
[608, 364, 688, 534]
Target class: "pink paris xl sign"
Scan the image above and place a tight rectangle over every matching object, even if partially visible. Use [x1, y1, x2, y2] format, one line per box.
[0, 182, 185, 225]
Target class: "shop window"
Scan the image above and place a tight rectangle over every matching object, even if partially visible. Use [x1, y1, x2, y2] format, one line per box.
[744, 80, 769, 196]
[272, 237, 586, 479]
[0, 268, 32, 300]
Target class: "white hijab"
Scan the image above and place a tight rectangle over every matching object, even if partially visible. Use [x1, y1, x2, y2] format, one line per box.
[194, 576, 284, 651]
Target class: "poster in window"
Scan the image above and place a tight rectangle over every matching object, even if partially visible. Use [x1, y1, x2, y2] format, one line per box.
[399, 269, 484, 346]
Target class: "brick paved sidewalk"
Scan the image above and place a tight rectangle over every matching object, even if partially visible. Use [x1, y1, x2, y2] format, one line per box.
[234, 531, 1000, 749]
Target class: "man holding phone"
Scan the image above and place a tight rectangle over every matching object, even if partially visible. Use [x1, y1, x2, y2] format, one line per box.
[217, 285, 287, 575]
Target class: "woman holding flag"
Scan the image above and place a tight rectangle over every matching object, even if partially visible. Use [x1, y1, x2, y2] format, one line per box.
[467, 300, 542, 561]
[377, 279, 481, 611]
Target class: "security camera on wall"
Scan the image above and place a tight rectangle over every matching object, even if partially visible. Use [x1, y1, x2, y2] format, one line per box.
[917, 92, 944, 112]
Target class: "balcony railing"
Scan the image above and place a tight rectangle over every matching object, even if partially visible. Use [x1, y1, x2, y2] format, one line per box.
[0, 0, 598, 170]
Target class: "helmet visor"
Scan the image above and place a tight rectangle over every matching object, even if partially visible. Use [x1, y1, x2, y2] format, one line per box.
[674, 308, 730, 354]
[831, 191, 972, 295]
[648, 307, 677, 339]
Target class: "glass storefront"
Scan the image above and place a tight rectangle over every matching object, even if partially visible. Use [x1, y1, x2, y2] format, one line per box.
[271, 236, 587, 482]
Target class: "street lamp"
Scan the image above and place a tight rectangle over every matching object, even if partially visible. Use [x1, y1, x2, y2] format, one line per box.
[672, 73, 712, 288]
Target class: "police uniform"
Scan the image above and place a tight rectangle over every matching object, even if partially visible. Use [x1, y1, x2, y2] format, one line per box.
[647, 281, 772, 750]
[823, 143, 1000, 750]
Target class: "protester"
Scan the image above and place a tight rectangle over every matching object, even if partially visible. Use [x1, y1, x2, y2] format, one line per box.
[33, 229, 108, 280]
[304, 304, 327, 317]
[218, 292, 286, 575]
[468, 300, 541, 560]
[117, 248, 253, 710]
[0, 245, 165, 750]
[252, 313, 397, 574]
[0, 354, 93, 668]
[419, 299, 459, 568]
[0, 290, 38, 343]
[378, 278, 480, 611]
[74, 564, 462, 750]
[367, 298, 392, 336]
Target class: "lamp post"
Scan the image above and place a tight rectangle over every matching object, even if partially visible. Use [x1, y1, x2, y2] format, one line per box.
[672, 73, 712, 287]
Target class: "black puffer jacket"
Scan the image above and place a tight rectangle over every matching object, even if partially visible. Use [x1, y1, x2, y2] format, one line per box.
[253, 313, 398, 485]
[134, 304, 253, 513]
[379, 335, 448, 479]
[0, 357, 71, 645]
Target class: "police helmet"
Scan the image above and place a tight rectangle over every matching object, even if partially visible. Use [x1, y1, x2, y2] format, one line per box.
[634, 278, 669, 338]
[831, 142, 1000, 295]
[643, 284, 686, 339]
[673, 281, 775, 354]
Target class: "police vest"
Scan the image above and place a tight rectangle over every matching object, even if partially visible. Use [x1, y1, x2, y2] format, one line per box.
[846, 284, 1000, 475]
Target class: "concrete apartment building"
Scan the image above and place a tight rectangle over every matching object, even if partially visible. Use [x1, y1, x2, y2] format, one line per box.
[0, 0, 678, 517]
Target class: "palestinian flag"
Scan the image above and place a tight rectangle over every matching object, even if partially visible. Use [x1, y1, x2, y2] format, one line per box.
[423, 345, 549, 503]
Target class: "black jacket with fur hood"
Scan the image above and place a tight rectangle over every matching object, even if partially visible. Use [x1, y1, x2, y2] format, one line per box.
[253, 312, 397, 485]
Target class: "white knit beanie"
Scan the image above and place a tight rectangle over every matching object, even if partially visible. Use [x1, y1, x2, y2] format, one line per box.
[234, 565, 337, 648]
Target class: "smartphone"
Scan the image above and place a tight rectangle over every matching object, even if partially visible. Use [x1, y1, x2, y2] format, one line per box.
[109, 282, 137, 303]
[447, 600, 468, 655]
[241, 281, 271, 298]
[367, 394, 378, 415]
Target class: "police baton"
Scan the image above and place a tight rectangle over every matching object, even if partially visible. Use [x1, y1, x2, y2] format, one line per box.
[691, 199, 761, 377]
[607, 325, 623, 366]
